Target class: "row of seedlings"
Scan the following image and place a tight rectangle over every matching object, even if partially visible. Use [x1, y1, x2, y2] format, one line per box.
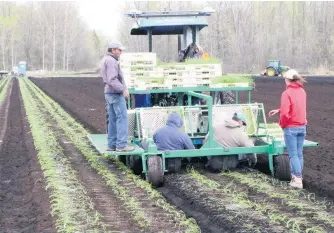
[25, 78, 201, 233]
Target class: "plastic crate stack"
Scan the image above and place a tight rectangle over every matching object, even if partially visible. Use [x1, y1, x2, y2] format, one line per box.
[120, 53, 166, 90]
[161, 64, 222, 88]
[119, 52, 223, 89]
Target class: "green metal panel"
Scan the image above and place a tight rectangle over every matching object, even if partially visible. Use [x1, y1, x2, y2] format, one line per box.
[163, 145, 270, 158]
[87, 134, 144, 155]
[128, 86, 252, 94]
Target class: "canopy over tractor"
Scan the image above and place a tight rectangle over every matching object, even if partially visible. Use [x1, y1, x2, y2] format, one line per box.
[126, 10, 214, 53]
[126, 9, 234, 107]
[261, 60, 290, 77]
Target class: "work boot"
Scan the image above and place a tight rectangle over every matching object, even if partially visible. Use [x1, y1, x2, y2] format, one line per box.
[116, 145, 135, 152]
[289, 175, 303, 189]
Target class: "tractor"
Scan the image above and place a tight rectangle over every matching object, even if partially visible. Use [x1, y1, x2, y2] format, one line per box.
[261, 60, 290, 77]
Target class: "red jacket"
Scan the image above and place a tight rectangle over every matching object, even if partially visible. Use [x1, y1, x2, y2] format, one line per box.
[279, 82, 307, 128]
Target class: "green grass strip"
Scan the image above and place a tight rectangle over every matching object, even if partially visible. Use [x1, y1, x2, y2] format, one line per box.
[25, 79, 152, 228]
[0, 77, 11, 103]
[223, 171, 334, 228]
[19, 78, 104, 233]
[189, 169, 325, 233]
[26, 78, 201, 233]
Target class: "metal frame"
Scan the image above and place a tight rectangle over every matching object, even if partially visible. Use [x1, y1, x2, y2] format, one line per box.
[95, 88, 318, 182]
[127, 86, 252, 108]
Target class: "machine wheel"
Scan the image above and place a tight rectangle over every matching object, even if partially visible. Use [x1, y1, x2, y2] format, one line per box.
[221, 91, 235, 104]
[280, 70, 288, 78]
[212, 91, 235, 105]
[266, 67, 276, 77]
[166, 158, 182, 173]
[129, 155, 143, 175]
[273, 154, 291, 181]
[208, 155, 239, 171]
[146, 156, 164, 187]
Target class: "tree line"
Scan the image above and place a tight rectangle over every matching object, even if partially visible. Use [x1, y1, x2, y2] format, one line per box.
[118, 1, 334, 74]
[0, 1, 108, 72]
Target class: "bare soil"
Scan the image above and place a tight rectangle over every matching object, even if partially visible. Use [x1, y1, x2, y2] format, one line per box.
[30, 76, 334, 232]
[0, 78, 55, 232]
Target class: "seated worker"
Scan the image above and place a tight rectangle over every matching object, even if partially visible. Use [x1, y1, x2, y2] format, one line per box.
[153, 112, 195, 172]
[205, 112, 257, 169]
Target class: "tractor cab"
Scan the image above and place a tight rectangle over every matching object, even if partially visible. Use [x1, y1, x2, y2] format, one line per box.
[268, 60, 280, 69]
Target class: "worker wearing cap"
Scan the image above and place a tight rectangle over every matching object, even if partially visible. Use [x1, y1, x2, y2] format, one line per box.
[269, 69, 307, 189]
[101, 41, 134, 152]
[204, 112, 257, 168]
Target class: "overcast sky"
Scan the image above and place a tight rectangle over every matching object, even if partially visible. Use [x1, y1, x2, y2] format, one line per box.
[79, 0, 130, 39]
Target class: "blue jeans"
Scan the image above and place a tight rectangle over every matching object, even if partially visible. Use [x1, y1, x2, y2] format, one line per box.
[105, 93, 128, 149]
[284, 126, 306, 177]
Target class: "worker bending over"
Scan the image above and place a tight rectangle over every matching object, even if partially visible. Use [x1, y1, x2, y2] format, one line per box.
[153, 112, 195, 171]
[205, 112, 257, 169]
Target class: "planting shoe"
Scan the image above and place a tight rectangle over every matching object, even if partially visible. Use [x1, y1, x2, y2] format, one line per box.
[106, 148, 116, 152]
[116, 145, 135, 152]
[289, 176, 303, 189]
[247, 154, 257, 167]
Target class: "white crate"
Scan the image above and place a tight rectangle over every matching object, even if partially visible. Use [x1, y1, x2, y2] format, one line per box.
[188, 71, 221, 77]
[120, 60, 156, 67]
[120, 53, 157, 66]
[121, 66, 155, 73]
[123, 71, 163, 78]
[187, 64, 222, 71]
[120, 52, 156, 62]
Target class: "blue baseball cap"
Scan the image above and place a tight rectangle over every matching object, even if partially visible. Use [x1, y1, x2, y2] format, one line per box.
[233, 112, 247, 126]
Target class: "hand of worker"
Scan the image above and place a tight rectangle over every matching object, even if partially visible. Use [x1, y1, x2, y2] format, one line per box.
[268, 109, 279, 117]
[123, 89, 129, 99]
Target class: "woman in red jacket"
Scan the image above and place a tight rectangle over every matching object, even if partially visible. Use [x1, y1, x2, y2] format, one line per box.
[269, 69, 307, 189]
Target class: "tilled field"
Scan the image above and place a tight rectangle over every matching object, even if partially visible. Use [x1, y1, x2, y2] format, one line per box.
[0, 78, 55, 232]
[31, 76, 334, 199]
[22, 76, 334, 233]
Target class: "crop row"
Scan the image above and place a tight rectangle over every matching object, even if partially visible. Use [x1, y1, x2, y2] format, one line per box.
[21, 78, 200, 233]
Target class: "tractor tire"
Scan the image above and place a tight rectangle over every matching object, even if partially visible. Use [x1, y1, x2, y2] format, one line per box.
[266, 67, 276, 77]
[208, 155, 239, 171]
[166, 158, 182, 173]
[281, 70, 288, 78]
[212, 91, 235, 105]
[146, 156, 164, 187]
[129, 155, 143, 175]
[273, 154, 291, 181]
[221, 91, 235, 104]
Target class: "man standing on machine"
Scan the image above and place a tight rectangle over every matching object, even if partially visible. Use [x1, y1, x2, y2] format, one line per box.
[101, 41, 134, 152]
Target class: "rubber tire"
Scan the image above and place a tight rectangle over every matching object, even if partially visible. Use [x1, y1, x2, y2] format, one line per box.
[266, 67, 276, 77]
[281, 70, 287, 78]
[212, 91, 235, 105]
[208, 155, 239, 171]
[130, 155, 143, 176]
[119, 155, 127, 165]
[273, 154, 291, 181]
[166, 158, 182, 173]
[146, 156, 164, 187]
